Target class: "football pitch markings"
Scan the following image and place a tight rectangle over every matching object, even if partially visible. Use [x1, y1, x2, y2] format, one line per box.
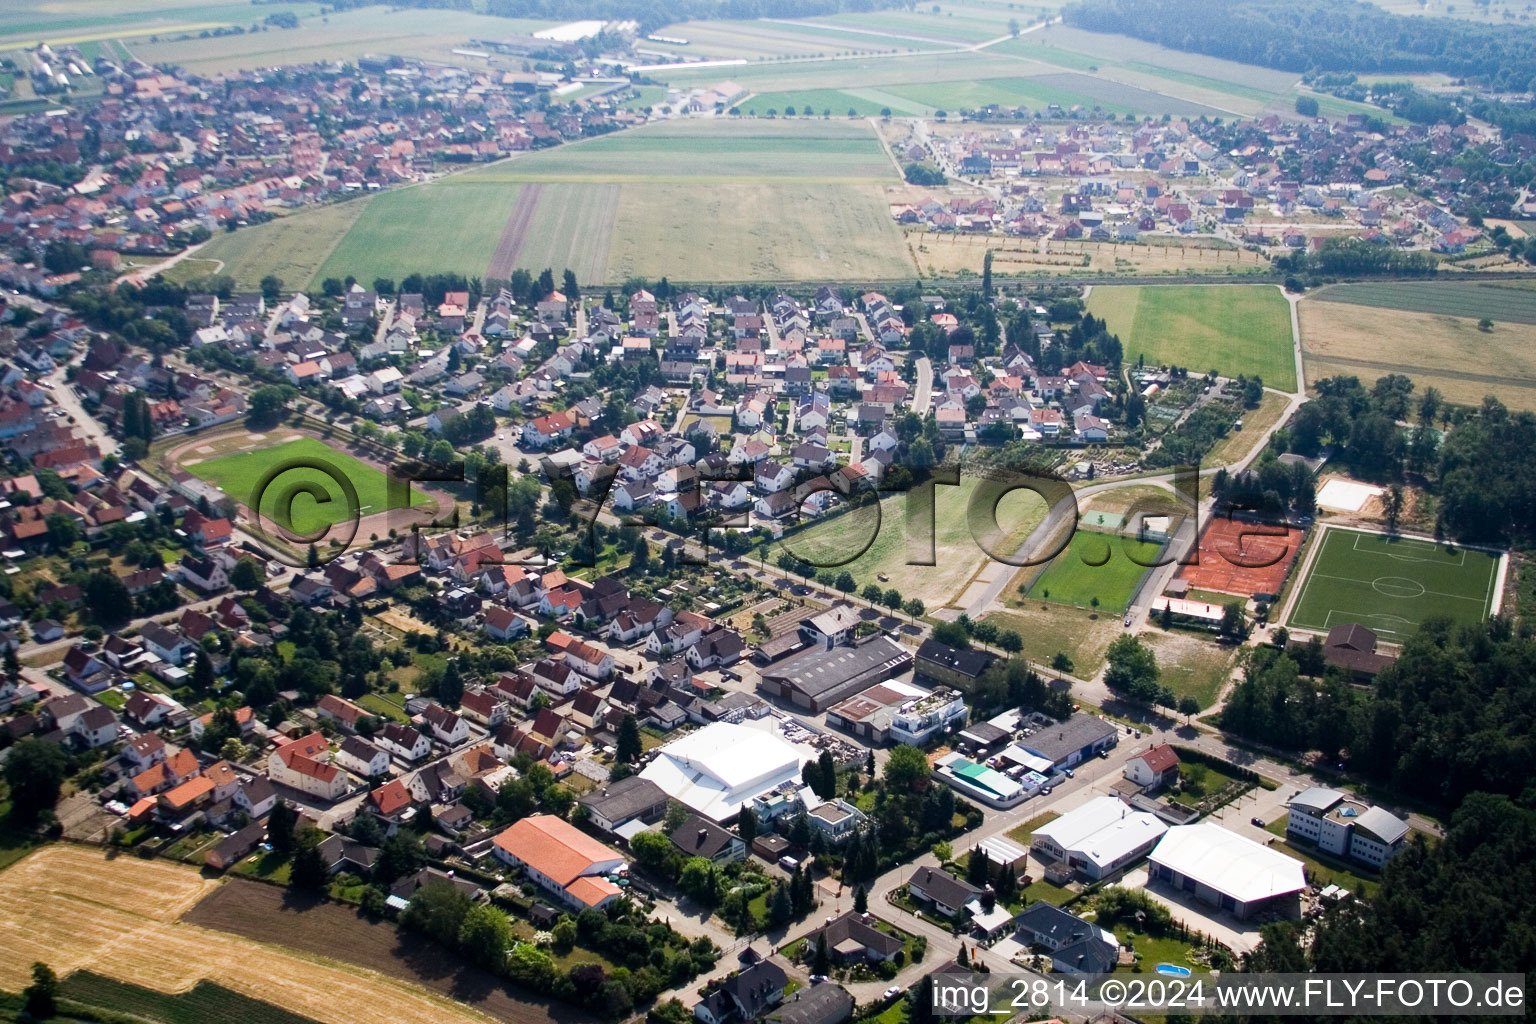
[1287, 527, 1500, 641]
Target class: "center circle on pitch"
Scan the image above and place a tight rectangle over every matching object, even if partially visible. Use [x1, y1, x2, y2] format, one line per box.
[1372, 576, 1425, 599]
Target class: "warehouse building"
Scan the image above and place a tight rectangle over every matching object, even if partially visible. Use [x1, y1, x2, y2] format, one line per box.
[1147, 823, 1306, 920]
[639, 721, 810, 821]
[757, 635, 912, 712]
[1030, 795, 1168, 881]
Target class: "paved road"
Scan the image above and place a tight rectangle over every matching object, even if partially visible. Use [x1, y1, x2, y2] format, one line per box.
[912, 357, 934, 416]
[47, 365, 116, 456]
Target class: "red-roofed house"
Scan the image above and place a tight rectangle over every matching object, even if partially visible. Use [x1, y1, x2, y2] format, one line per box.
[268, 732, 348, 800]
[492, 814, 626, 910]
[1124, 744, 1180, 791]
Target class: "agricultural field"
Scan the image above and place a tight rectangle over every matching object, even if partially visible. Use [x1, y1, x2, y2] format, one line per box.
[771, 475, 1047, 609]
[194, 199, 373, 292]
[466, 119, 897, 183]
[0, 846, 501, 1024]
[1205, 389, 1291, 468]
[0, 0, 320, 48]
[606, 182, 912, 283]
[485, 182, 618, 284]
[737, 92, 911, 118]
[1285, 527, 1502, 642]
[648, 18, 941, 60]
[1298, 295, 1536, 411]
[60, 972, 323, 1024]
[1019, 529, 1160, 613]
[1308, 280, 1536, 323]
[128, 7, 553, 73]
[314, 181, 523, 286]
[909, 233, 1268, 279]
[177, 434, 426, 536]
[1088, 284, 1298, 391]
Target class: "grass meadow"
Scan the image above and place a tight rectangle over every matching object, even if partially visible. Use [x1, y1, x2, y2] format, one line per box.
[1089, 284, 1298, 391]
[195, 199, 373, 291]
[771, 475, 1047, 609]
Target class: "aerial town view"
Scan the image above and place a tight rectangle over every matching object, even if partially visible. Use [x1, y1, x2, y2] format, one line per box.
[0, 0, 1531, 1021]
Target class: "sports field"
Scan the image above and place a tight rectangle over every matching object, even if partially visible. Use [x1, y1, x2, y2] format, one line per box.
[1298, 296, 1536, 411]
[1088, 284, 1298, 391]
[182, 435, 424, 536]
[1176, 515, 1303, 598]
[1286, 527, 1501, 641]
[774, 475, 1047, 609]
[1023, 529, 1160, 612]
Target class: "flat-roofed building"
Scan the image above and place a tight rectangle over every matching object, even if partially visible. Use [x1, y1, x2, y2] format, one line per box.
[1017, 713, 1118, 768]
[757, 636, 912, 712]
[824, 679, 967, 745]
[933, 752, 1028, 808]
[1286, 786, 1410, 868]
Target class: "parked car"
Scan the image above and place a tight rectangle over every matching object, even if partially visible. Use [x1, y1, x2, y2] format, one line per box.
[1251, 817, 1266, 827]
[1063, 768, 1075, 779]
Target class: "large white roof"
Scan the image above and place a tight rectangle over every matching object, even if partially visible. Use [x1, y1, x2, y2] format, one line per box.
[1150, 823, 1307, 905]
[1034, 796, 1138, 850]
[639, 722, 809, 821]
[1034, 795, 1166, 871]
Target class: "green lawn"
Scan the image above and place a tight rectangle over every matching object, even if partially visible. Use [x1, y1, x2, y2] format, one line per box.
[60, 971, 324, 1024]
[1089, 284, 1297, 391]
[1005, 810, 1060, 845]
[1022, 530, 1159, 613]
[1111, 926, 1203, 974]
[1264, 819, 1378, 896]
[1286, 527, 1500, 642]
[357, 692, 410, 723]
[184, 436, 424, 536]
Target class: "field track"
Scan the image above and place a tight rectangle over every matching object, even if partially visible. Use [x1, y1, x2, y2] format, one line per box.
[0, 845, 505, 1024]
[487, 183, 544, 280]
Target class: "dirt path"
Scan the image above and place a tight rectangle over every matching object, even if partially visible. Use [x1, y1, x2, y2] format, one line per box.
[486, 183, 544, 280]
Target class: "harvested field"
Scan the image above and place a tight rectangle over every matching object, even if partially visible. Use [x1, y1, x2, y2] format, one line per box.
[185, 877, 582, 1024]
[507, 182, 619, 284]
[910, 232, 1267, 279]
[0, 845, 504, 1024]
[606, 182, 913, 283]
[1205, 389, 1291, 468]
[1176, 515, 1304, 598]
[1298, 297, 1536, 411]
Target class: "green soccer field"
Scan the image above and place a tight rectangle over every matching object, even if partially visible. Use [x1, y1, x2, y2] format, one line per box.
[1088, 284, 1298, 391]
[1024, 529, 1162, 613]
[1286, 527, 1501, 641]
[184, 437, 424, 537]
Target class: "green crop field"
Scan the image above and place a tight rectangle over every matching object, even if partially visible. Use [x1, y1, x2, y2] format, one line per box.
[1286, 527, 1501, 642]
[491, 182, 619, 284]
[465, 119, 897, 183]
[738, 93, 899, 117]
[314, 181, 523, 287]
[60, 971, 323, 1024]
[1023, 529, 1161, 613]
[1310, 280, 1536, 325]
[768, 475, 1047, 609]
[184, 436, 424, 536]
[1089, 284, 1298, 391]
[195, 199, 373, 291]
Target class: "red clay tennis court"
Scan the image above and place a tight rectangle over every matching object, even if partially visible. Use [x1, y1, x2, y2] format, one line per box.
[1176, 515, 1304, 597]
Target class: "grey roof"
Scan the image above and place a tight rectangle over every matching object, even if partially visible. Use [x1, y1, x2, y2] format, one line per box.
[1022, 714, 1118, 765]
[1015, 901, 1113, 969]
[909, 865, 981, 909]
[671, 814, 739, 859]
[770, 983, 854, 1024]
[1353, 806, 1410, 845]
[723, 961, 788, 1019]
[917, 638, 997, 679]
[760, 636, 912, 701]
[1290, 786, 1346, 814]
[578, 774, 668, 823]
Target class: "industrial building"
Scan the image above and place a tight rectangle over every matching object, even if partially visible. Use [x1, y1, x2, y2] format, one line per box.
[639, 721, 810, 821]
[933, 752, 1029, 808]
[1029, 795, 1168, 881]
[1147, 823, 1307, 920]
[1017, 713, 1119, 768]
[757, 635, 912, 712]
